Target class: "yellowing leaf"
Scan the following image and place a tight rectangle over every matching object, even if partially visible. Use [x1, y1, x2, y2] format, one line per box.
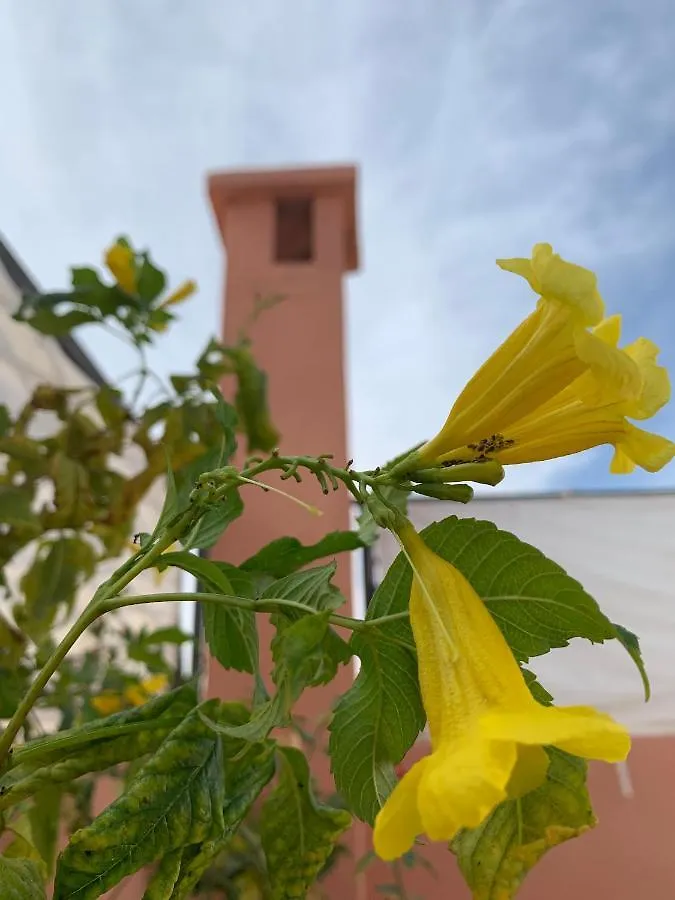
[260, 747, 351, 900]
[452, 748, 595, 900]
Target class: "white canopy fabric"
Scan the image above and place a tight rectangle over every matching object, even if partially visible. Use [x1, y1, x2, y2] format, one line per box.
[369, 492, 675, 737]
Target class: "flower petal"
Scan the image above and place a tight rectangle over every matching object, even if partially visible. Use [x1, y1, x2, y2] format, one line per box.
[506, 744, 550, 799]
[622, 338, 671, 420]
[418, 737, 517, 840]
[482, 705, 630, 763]
[373, 758, 428, 861]
[497, 243, 604, 326]
[611, 423, 675, 474]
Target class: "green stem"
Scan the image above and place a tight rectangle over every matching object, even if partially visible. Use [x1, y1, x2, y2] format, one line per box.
[103, 591, 366, 633]
[363, 610, 410, 628]
[0, 603, 103, 763]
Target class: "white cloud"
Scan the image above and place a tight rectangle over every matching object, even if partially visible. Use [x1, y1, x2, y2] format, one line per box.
[1, 0, 674, 493]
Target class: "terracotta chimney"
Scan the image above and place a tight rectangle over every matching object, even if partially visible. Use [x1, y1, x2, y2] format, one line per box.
[206, 165, 366, 897]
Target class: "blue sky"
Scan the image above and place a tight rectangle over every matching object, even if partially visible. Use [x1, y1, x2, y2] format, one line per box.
[1, 0, 675, 492]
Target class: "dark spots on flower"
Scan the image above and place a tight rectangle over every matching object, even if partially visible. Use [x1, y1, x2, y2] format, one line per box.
[466, 433, 516, 460]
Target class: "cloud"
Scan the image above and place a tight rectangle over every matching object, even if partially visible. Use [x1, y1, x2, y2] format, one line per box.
[1, 0, 674, 492]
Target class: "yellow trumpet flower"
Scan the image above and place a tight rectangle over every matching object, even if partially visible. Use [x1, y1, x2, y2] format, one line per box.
[104, 242, 137, 295]
[372, 523, 630, 861]
[403, 244, 672, 474]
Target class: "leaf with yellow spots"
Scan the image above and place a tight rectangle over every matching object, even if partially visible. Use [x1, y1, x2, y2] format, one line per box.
[260, 747, 351, 900]
[53, 702, 225, 900]
[451, 748, 595, 900]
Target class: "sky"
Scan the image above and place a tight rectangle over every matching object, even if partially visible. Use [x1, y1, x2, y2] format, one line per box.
[2, 0, 675, 493]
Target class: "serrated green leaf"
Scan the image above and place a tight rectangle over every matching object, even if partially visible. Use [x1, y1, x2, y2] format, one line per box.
[452, 748, 595, 900]
[329, 549, 424, 825]
[416, 518, 644, 690]
[0, 856, 46, 898]
[262, 564, 345, 613]
[521, 669, 553, 706]
[158, 552, 259, 674]
[418, 518, 618, 658]
[166, 728, 275, 899]
[204, 567, 350, 744]
[612, 623, 650, 700]
[261, 747, 351, 900]
[241, 531, 367, 579]
[181, 487, 243, 550]
[1, 684, 196, 809]
[53, 700, 225, 900]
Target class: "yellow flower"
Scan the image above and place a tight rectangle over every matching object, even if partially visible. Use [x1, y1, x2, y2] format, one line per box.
[402, 244, 672, 474]
[91, 673, 168, 715]
[124, 673, 169, 707]
[90, 693, 125, 716]
[160, 279, 198, 308]
[372, 523, 630, 861]
[104, 242, 137, 295]
[494, 316, 674, 473]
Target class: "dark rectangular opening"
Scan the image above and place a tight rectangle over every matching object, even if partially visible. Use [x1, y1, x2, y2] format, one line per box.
[275, 197, 314, 262]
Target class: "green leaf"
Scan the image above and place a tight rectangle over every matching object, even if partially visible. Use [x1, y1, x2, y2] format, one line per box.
[521, 669, 553, 705]
[260, 747, 351, 900]
[162, 719, 276, 899]
[53, 701, 225, 900]
[142, 850, 183, 899]
[0, 403, 12, 437]
[158, 552, 258, 674]
[224, 343, 280, 452]
[0, 485, 39, 529]
[261, 564, 345, 613]
[28, 786, 62, 877]
[16, 539, 95, 642]
[0, 856, 46, 898]
[136, 256, 167, 304]
[452, 749, 595, 900]
[71, 267, 104, 290]
[151, 457, 179, 538]
[211, 387, 238, 460]
[51, 453, 91, 519]
[205, 566, 350, 743]
[1, 684, 196, 809]
[241, 530, 367, 579]
[0, 611, 28, 668]
[13, 294, 101, 336]
[415, 517, 643, 680]
[612, 623, 650, 701]
[329, 549, 424, 824]
[181, 487, 243, 550]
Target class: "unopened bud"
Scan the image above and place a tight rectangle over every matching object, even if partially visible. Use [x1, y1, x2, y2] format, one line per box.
[412, 483, 474, 503]
[409, 460, 504, 487]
